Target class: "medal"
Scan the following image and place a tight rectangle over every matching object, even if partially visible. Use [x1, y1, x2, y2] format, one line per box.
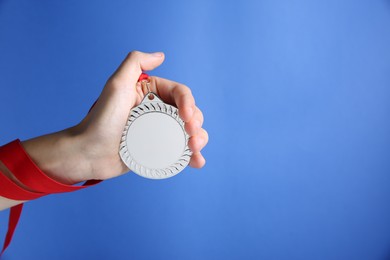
[119, 74, 192, 179]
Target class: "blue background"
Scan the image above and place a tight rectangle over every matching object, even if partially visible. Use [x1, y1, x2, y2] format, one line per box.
[1, 0, 390, 259]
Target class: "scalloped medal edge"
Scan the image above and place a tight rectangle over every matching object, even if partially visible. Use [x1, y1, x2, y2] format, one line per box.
[119, 93, 192, 179]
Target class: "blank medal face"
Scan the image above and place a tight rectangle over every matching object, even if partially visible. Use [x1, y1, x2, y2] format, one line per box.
[119, 93, 191, 179]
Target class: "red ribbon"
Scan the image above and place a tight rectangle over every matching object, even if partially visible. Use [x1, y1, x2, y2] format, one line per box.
[0, 139, 101, 255]
[138, 72, 149, 81]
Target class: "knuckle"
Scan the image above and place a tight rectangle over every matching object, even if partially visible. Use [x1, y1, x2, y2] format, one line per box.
[124, 51, 143, 64]
[203, 129, 209, 142]
[127, 50, 141, 58]
[174, 85, 194, 104]
[182, 84, 192, 95]
[174, 84, 191, 95]
[196, 107, 204, 120]
[105, 76, 128, 92]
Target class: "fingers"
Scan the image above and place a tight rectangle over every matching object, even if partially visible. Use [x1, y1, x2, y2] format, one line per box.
[185, 106, 204, 136]
[152, 76, 195, 122]
[150, 76, 208, 169]
[107, 62, 209, 170]
[173, 85, 196, 123]
[189, 152, 206, 168]
[108, 51, 165, 90]
[186, 109, 208, 169]
[188, 128, 208, 153]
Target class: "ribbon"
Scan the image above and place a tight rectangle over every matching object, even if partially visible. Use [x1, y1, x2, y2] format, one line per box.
[0, 139, 101, 255]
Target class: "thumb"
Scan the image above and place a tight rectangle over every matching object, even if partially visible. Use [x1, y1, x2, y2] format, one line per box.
[109, 51, 165, 89]
[81, 51, 164, 134]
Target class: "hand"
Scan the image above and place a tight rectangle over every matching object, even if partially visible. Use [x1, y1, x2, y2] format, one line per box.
[22, 51, 208, 184]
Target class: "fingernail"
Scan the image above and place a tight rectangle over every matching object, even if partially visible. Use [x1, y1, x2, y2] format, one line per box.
[151, 52, 163, 57]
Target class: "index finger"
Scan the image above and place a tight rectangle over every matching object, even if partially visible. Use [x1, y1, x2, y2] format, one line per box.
[151, 76, 196, 122]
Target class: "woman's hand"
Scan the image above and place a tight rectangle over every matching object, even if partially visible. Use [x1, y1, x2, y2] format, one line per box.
[21, 51, 208, 185]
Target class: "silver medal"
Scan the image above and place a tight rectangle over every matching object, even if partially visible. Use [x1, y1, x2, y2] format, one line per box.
[119, 78, 192, 179]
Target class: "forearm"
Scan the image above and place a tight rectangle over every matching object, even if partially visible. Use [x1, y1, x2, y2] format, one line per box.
[0, 128, 89, 211]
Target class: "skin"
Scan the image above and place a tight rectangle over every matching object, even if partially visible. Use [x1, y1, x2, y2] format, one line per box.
[0, 51, 209, 210]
